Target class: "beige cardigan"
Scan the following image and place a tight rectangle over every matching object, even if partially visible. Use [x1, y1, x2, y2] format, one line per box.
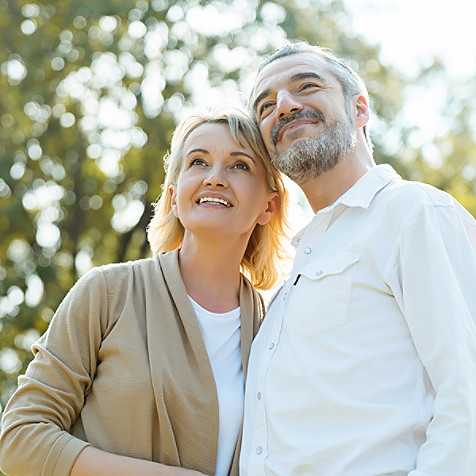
[0, 250, 263, 476]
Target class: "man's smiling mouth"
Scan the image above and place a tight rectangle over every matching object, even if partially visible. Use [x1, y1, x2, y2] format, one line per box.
[279, 120, 316, 141]
[271, 109, 326, 147]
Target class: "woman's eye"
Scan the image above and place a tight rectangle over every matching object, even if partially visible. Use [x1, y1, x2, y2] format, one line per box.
[233, 162, 249, 171]
[190, 158, 206, 166]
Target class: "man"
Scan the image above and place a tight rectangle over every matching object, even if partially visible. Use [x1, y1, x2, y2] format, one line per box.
[240, 42, 476, 475]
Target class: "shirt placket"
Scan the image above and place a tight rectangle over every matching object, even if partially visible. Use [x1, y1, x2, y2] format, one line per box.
[249, 211, 334, 474]
[248, 283, 288, 474]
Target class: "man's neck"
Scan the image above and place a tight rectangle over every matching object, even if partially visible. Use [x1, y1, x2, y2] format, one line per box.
[300, 148, 375, 213]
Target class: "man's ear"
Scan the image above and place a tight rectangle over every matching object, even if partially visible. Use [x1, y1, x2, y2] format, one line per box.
[257, 192, 279, 226]
[169, 185, 178, 217]
[353, 94, 370, 128]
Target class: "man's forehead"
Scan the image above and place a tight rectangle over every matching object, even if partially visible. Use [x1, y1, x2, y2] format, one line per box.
[260, 52, 328, 77]
[252, 53, 333, 100]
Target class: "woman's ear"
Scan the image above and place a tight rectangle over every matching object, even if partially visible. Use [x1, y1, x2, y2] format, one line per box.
[169, 185, 178, 217]
[257, 192, 279, 226]
[353, 94, 370, 128]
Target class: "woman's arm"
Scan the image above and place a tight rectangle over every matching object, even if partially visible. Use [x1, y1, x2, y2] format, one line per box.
[0, 269, 108, 476]
[71, 446, 208, 476]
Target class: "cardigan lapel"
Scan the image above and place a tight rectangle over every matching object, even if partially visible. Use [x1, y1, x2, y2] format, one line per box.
[158, 249, 216, 377]
[144, 249, 218, 474]
[238, 275, 263, 378]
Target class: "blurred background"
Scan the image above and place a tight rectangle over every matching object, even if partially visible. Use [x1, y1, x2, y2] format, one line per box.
[1, 0, 475, 414]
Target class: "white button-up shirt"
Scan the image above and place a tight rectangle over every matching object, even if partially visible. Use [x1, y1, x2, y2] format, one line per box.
[241, 165, 476, 476]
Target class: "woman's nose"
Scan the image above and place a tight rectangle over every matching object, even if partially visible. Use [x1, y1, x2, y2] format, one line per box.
[203, 166, 229, 188]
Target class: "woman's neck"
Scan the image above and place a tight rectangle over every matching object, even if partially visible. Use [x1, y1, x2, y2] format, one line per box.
[178, 234, 247, 313]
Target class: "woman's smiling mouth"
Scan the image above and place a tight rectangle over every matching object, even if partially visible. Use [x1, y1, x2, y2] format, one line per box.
[197, 196, 232, 207]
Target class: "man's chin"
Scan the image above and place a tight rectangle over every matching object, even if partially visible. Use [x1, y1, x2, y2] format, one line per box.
[270, 118, 356, 183]
[275, 135, 310, 154]
[271, 137, 345, 184]
[270, 139, 318, 184]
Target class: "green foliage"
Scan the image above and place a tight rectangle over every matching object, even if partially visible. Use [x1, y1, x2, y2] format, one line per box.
[0, 0, 475, 411]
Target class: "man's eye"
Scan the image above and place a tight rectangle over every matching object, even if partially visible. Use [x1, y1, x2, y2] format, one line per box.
[300, 83, 318, 91]
[258, 102, 274, 118]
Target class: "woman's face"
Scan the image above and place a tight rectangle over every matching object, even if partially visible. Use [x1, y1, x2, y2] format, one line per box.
[170, 122, 277, 241]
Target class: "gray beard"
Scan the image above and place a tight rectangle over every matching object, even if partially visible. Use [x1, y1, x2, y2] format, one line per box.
[270, 118, 356, 185]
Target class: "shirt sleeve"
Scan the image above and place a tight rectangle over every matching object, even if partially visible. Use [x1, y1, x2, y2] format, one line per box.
[0, 267, 109, 476]
[386, 199, 476, 475]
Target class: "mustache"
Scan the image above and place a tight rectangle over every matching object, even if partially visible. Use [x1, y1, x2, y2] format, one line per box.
[271, 110, 326, 147]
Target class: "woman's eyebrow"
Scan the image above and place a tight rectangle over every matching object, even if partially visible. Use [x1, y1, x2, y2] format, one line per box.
[186, 149, 255, 163]
[231, 151, 256, 163]
[186, 148, 209, 157]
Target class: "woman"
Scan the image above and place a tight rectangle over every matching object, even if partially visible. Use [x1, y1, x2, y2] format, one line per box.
[0, 109, 288, 476]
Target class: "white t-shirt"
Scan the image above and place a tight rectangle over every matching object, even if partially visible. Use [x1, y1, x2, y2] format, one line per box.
[189, 296, 244, 476]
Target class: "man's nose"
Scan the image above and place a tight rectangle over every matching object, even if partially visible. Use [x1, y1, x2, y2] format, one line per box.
[276, 90, 303, 120]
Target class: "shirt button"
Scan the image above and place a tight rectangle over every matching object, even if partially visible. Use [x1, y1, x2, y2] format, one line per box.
[256, 446, 263, 455]
[282, 292, 287, 300]
[315, 270, 323, 276]
[257, 392, 262, 400]
[304, 247, 312, 254]
[268, 342, 275, 350]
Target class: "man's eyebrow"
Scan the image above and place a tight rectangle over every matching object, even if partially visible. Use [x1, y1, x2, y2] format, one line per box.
[253, 72, 328, 113]
[290, 71, 328, 84]
[253, 88, 270, 114]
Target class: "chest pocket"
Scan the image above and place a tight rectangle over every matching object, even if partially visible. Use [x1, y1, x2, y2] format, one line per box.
[285, 252, 360, 335]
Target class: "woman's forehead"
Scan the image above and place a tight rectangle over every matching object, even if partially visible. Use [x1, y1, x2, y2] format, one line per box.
[183, 122, 255, 155]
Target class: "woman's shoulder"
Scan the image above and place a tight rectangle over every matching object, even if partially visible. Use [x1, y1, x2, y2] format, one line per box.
[69, 255, 163, 300]
[95, 255, 159, 277]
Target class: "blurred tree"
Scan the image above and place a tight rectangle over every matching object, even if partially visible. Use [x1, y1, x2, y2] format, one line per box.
[0, 0, 475, 413]
[402, 68, 476, 214]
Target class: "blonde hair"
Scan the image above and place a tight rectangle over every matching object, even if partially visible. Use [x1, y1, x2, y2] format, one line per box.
[147, 108, 289, 290]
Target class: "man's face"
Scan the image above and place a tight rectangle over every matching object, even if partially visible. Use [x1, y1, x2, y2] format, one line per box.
[252, 52, 356, 184]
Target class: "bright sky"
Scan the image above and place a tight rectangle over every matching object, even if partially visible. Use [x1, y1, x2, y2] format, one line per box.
[345, 0, 476, 79]
[343, 0, 476, 166]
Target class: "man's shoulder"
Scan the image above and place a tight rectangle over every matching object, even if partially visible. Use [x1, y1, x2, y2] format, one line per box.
[370, 176, 476, 240]
[379, 176, 456, 212]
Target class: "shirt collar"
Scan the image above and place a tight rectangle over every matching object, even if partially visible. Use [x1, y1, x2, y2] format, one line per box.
[291, 164, 401, 247]
[335, 164, 400, 209]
